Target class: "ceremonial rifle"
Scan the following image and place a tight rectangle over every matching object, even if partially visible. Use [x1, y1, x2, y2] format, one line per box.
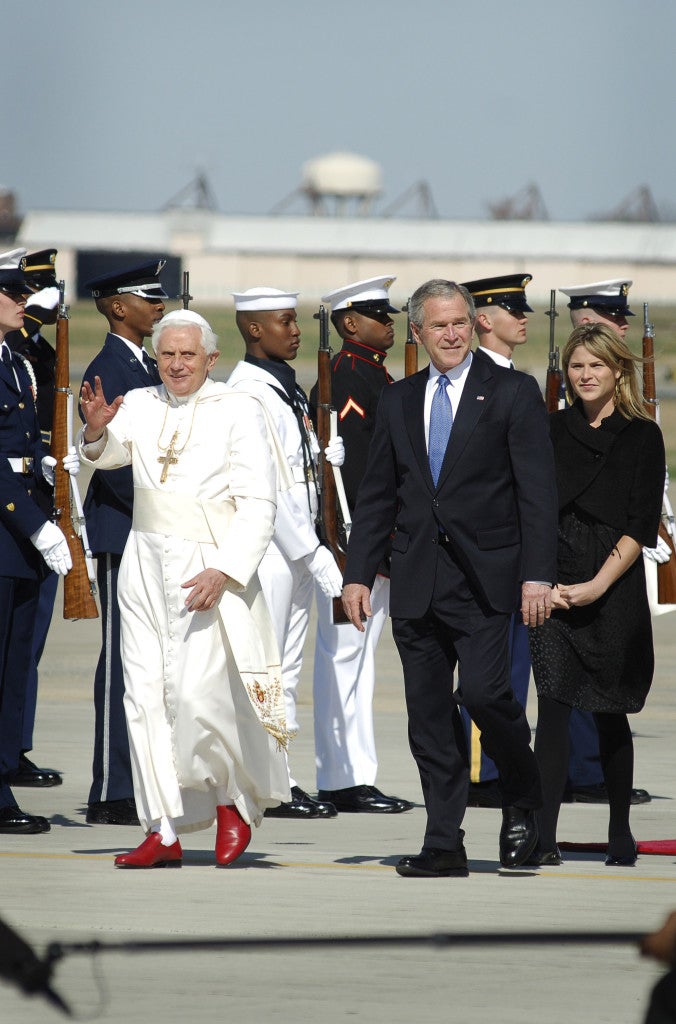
[403, 299, 418, 377]
[544, 289, 562, 413]
[52, 282, 98, 620]
[180, 270, 192, 310]
[314, 304, 350, 624]
[642, 302, 676, 603]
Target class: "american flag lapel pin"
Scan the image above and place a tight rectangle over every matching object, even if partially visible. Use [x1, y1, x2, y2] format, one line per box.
[477, 395, 485, 401]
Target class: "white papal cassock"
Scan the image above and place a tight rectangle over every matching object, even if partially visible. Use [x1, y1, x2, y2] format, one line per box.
[78, 378, 291, 835]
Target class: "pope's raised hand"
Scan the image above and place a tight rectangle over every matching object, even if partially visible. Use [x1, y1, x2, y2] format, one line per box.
[80, 375, 124, 441]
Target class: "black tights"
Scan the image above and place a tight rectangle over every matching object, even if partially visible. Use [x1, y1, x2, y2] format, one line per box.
[534, 695, 634, 850]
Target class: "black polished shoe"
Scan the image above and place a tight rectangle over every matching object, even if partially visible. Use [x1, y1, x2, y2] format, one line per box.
[499, 807, 538, 867]
[9, 753, 63, 788]
[523, 846, 562, 867]
[466, 780, 502, 808]
[86, 798, 140, 826]
[264, 786, 337, 819]
[0, 806, 51, 834]
[396, 845, 468, 878]
[317, 785, 413, 813]
[565, 782, 651, 805]
[605, 835, 638, 867]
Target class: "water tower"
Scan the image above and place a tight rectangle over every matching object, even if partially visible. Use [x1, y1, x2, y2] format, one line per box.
[271, 152, 382, 216]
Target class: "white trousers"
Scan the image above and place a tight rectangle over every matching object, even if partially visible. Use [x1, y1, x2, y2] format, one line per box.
[258, 549, 313, 788]
[313, 574, 390, 791]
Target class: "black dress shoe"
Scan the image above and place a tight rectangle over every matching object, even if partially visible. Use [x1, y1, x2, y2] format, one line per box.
[264, 786, 337, 819]
[499, 807, 538, 867]
[466, 780, 502, 808]
[9, 753, 63, 788]
[396, 845, 468, 878]
[523, 846, 562, 867]
[605, 835, 638, 867]
[317, 785, 413, 813]
[565, 782, 651, 805]
[86, 798, 140, 826]
[0, 806, 51, 834]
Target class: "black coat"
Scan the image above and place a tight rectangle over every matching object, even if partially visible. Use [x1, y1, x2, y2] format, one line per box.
[550, 401, 665, 548]
[344, 350, 559, 618]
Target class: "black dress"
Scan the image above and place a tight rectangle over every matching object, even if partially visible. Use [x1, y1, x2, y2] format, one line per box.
[529, 401, 665, 714]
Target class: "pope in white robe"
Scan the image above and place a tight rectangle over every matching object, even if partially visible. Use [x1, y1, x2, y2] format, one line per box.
[79, 309, 290, 869]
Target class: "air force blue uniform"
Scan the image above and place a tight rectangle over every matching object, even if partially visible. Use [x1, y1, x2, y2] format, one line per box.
[80, 333, 161, 806]
[0, 346, 51, 809]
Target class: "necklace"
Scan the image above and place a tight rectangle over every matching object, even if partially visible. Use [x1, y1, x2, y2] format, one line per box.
[157, 397, 200, 484]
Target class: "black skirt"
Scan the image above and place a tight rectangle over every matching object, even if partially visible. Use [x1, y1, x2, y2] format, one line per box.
[529, 508, 654, 713]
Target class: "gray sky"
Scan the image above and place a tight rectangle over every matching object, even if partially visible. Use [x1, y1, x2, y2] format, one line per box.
[4, 0, 675, 222]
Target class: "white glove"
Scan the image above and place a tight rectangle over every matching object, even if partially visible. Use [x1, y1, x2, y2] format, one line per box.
[644, 535, 672, 564]
[63, 446, 80, 477]
[42, 447, 80, 485]
[41, 455, 56, 487]
[303, 545, 343, 598]
[30, 521, 72, 575]
[324, 436, 345, 468]
[26, 286, 60, 311]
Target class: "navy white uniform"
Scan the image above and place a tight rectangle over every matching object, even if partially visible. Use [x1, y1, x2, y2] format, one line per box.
[308, 275, 413, 813]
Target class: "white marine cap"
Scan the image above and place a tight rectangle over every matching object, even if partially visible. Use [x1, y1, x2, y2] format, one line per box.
[158, 308, 213, 331]
[559, 279, 634, 316]
[0, 247, 29, 291]
[321, 275, 398, 313]
[232, 287, 299, 312]
[0, 247, 27, 269]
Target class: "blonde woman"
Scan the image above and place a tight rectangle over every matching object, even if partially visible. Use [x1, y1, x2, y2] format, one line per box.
[529, 322, 665, 867]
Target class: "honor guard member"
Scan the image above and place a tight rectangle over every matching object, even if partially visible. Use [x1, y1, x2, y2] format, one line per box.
[309, 276, 413, 813]
[80, 260, 166, 825]
[228, 287, 344, 818]
[558, 278, 650, 806]
[0, 248, 75, 834]
[6, 249, 63, 788]
[458, 273, 535, 808]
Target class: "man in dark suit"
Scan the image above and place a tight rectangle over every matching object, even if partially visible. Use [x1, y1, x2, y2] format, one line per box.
[342, 279, 558, 877]
[80, 260, 166, 825]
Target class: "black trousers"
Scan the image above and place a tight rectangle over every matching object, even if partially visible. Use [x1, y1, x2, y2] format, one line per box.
[0, 576, 40, 809]
[392, 545, 540, 850]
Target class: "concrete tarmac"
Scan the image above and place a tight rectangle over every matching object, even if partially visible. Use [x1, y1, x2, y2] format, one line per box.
[2, 583, 675, 1024]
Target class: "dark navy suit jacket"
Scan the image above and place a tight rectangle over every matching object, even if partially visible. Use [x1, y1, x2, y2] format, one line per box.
[0, 350, 50, 579]
[343, 349, 559, 618]
[80, 333, 160, 556]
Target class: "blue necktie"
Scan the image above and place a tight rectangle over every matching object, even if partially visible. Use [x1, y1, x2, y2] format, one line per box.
[429, 374, 453, 485]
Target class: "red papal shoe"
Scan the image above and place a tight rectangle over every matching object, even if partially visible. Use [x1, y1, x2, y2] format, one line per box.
[114, 833, 183, 869]
[215, 805, 251, 866]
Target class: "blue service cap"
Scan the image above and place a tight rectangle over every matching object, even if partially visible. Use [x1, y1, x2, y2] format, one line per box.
[460, 273, 533, 313]
[86, 259, 168, 300]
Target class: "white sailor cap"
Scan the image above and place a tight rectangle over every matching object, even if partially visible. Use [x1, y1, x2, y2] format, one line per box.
[0, 247, 29, 292]
[232, 287, 299, 312]
[559, 279, 635, 317]
[321, 275, 399, 314]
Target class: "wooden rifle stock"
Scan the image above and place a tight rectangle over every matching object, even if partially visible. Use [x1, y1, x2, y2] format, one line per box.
[545, 289, 562, 413]
[52, 286, 98, 620]
[314, 305, 349, 624]
[403, 299, 418, 377]
[641, 302, 676, 603]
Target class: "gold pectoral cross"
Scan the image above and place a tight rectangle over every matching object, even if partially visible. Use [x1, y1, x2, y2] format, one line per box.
[158, 430, 179, 484]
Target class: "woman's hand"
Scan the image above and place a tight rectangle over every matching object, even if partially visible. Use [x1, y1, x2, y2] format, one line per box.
[549, 585, 571, 610]
[556, 578, 604, 608]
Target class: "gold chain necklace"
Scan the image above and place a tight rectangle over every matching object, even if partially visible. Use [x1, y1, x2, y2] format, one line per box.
[156, 398, 200, 484]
